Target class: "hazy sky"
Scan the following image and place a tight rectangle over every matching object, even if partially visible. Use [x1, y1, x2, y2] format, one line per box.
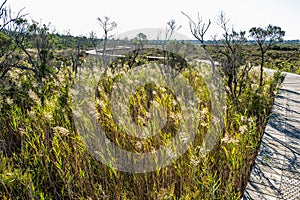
[7, 0, 300, 40]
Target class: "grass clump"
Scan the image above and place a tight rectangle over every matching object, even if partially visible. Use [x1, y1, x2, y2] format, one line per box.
[0, 47, 284, 199]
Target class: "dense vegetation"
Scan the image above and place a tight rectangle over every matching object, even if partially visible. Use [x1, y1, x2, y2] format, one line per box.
[206, 43, 300, 74]
[0, 1, 299, 199]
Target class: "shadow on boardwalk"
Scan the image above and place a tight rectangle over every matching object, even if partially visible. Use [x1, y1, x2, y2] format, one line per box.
[242, 72, 300, 200]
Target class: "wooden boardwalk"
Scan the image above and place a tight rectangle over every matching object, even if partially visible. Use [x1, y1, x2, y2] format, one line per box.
[242, 71, 300, 200]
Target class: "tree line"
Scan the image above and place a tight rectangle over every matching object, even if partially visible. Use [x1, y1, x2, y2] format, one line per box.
[1, 0, 285, 109]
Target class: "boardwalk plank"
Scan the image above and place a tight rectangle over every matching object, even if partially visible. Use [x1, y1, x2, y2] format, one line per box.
[243, 71, 300, 199]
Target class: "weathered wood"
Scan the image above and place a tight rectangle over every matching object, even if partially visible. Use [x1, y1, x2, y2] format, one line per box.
[243, 71, 300, 199]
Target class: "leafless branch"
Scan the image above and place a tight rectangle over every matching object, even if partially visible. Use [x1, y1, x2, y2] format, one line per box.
[181, 11, 211, 47]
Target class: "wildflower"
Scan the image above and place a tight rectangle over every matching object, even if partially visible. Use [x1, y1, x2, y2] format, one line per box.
[212, 116, 220, 124]
[151, 100, 160, 108]
[135, 141, 143, 150]
[28, 89, 38, 101]
[105, 138, 110, 145]
[191, 155, 200, 166]
[239, 125, 248, 134]
[53, 78, 60, 87]
[145, 111, 151, 119]
[221, 134, 239, 143]
[28, 110, 36, 118]
[172, 99, 178, 105]
[5, 97, 13, 105]
[176, 96, 182, 104]
[106, 69, 113, 77]
[200, 108, 208, 115]
[44, 99, 54, 108]
[150, 147, 156, 153]
[70, 88, 78, 97]
[16, 81, 22, 88]
[199, 108, 209, 120]
[52, 126, 70, 137]
[137, 116, 146, 126]
[188, 100, 195, 106]
[248, 117, 254, 124]
[222, 105, 227, 111]
[176, 113, 183, 121]
[200, 122, 209, 127]
[241, 116, 247, 122]
[18, 128, 26, 136]
[134, 79, 140, 84]
[167, 150, 177, 159]
[196, 98, 202, 104]
[127, 79, 134, 84]
[44, 112, 53, 121]
[14, 68, 21, 74]
[57, 73, 64, 83]
[96, 99, 105, 107]
[32, 82, 38, 88]
[179, 132, 189, 142]
[169, 113, 176, 120]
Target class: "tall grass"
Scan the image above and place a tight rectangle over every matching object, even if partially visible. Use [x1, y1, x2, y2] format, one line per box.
[0, 50, 284, 199]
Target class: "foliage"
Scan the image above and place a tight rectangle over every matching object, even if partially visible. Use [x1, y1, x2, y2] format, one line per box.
[0, 0, 25, 80]
[0, 4, 292, 199]
[249, 24, 285, 86]
[97, 16, 117, 67]
[0, 42, 284, 199]
[132, 33, 148, 49]
[214, 12, 250, 109]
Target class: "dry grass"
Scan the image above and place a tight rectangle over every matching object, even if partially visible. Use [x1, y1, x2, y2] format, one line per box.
[0, 48, 284, 199]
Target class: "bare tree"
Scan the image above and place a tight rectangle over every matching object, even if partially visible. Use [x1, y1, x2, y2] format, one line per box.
[249, 25, 285, 86]
[182, 11, 214, 71]
[215, 11, 251, 106]
[0, 0, 26, 80]
[89, 31, 98, 51]
[155, 20, 182, 78]
[181, 12, 211, 48]
[183, 11, 252, 108]
[97, 16, 117, 67]
[0, 0, 25, 31]
[161, 19, 181, 50]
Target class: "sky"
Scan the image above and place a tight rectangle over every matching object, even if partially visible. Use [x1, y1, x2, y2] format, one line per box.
[7, 0, 300, 40]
